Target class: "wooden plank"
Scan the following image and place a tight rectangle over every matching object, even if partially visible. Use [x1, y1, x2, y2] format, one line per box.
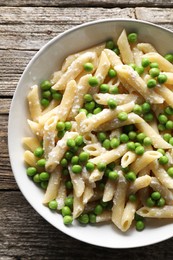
[0, 190, 173, 258]
[0, 99, 11, 114]
[0, 6, 135, 50]
[0, 0, 173, 7]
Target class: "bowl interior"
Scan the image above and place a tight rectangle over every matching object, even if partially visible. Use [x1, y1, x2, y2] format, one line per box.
[8, 19, 173, 248]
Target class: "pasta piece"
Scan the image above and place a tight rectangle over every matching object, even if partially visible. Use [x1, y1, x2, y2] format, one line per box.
[89, 144, 127, 165]
[46, 132, 78, 172]
[132, 47, 143, 66]
[103, 179, 117, 202]
[27, 119, 43, 137]
[42, 166, 61, 204]
[142, 52, 173, 72]
[162, 72, 173, 84]
[130, 151, 162, 174]
[109, 129, 121, 139]
[121, 151, 137, 168]
[22, 137, 40, 152]
[24, 150, 37, 167]
[112, 172, 128, 230]
[150, 160, 173, 189]
[96, 211, 112, 223]
[56, 177, 66, 210]
[117, 29, 134, 64]
[50, 70, 63, 85]
[121, 201, 138, 232]
[150, 177, 173, 205]
[43, 116, 57, 160]
[41, 99, 59, 115]
[69, 166, 85, 198]
[83, 143, 106, 157]
[128, 175, 151, 195]
[73, 194, 84, 219]
[52, 52, 97, 90]
[138, 167, 151, 206]
[82, 184, 94, 204]
[94, 50, 110, 84]
[83, 132, 97, 144]
[27, 85, 42, 122]
[89, 169, 104, 183]
[155, 84, 173, 108]
[137, 206, 173, 218]
[79, 101, 135, 134]
[137, 43, 157, 53]
[93, 93, 138, 106]
[104, 48, 123, 67]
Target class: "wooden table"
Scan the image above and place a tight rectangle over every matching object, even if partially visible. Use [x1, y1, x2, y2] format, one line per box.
[1, 0, 173, 259]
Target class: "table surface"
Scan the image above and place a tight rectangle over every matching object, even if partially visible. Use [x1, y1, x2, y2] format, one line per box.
[1, 0, 173, 259]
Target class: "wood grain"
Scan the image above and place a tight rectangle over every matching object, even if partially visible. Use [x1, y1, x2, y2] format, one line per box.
[0, 0, 173, 7]
[0, 191, 173, 259]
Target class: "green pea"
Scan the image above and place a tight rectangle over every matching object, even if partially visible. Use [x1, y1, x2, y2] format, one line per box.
[52, 92, 62, 101]
[26, 167, 37, 177]
[99, 84, 109, 93]
[87, 113, 93, 118]
[98, 182, 105, 190]
[157, 148, 165, 155]
[109, 85, 119, 94]
[136, 220, 145, 231]
[97, 132, 107, 142]
[125, 171, 136, 182]
[149, 68, 160, 78]
[142, 102, 151, 113]
[62, 206, 72, 216]
[137, 133, 146, 143]
[85, 101, 96, 112]
[127, 33, 137, 43]
[75, 135, 84, 146]
[133, 104, 143, 115]
[65, 151, 73, 161]
[107, 99, 117, 110]
[67, 138, 76, 148]
[62, 168, 69, 176]
[65, 180, 73, 189]
[40, 181, 48, 190]
[108, 69, 117, 78]
[143, 137, 152, 146]
[100, 200, 108, 208]
[127, 141, 136, 151]
[33, 174, 40, 183]
[65, 196, 73, 209]
[102, 139, 111, 149]
[71, 156, 79, 165]
[147, 79, 157, 88]
[164, 106, 173, 115]
[104, 168, 111, 177]
[135, 142, 141, 148]
[159, 155, 169, 165]
[56, 122, 65, 131]
[135, 146, 145, 155]
[93, 107, 102, 114]
[83, 62, 94, 72]
[151, 191, 161, 201]
[167, 167, 173, 177]
[158, 114, 168, 124]
[40, 172, 50, 181]
[72, 164, 82, 174]
[88, 76, 99, 87]
[135, 213, 144, 221]
[150, 62, 159, 68]
[84, 94, 93, 102]
[158, 124, 166, 131]
[34, 147, 44, 158]
[121, 166, 130, 173]
[57, 130, 65, 138]
[157, 197, 165, 207]
[110, 138, 120, 148]
[128, 131, 137, 141]
[40, 80, 52, 90]
[144, 113, 154, 122]
[118, 112, 128, 121]
[48, 200, 58, 210]
[97, 162, 107, 172]
[42, 90, 51, 99]
[169, 137, 173, 146]
[123, 124, 134, 133]
[129, 194, 137, 202]
[113, 47, 120, 55]
[40, 98, 50, 107]
[158, 74, 167, 84]
[165, 120, 173, 130]
[129, 63, 136, 70]
[94, 204, 103, 215]
[163, 133, 171, 142]
[78, 214, 89, 224]
[142, 58, 150, 67]
[65, 121, 72, 131]
[37, 159, 46, 167]
[108, 171, 118, 180]
[79, 108, 88, 114]
[63, 215, 73, 225]
[86, 162, 95, 172]
[146, 197, 155, 207]
[107, 162, 116, 170]
[106, 40, 115, 50]
[89, 213, 96, 224]
[135, 66, 144, 75]
[79, 151, 89, 163]
[164, 53, 173, 63]
[120, 134, 129, 143]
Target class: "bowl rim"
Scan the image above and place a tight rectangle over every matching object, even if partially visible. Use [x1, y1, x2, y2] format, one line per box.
[8, 18, 173, 249]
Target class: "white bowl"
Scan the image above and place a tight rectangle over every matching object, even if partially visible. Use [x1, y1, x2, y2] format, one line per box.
[8, 19, 173, 248]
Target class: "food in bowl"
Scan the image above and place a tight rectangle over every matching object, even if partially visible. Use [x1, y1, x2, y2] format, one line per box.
[23, 28, 173, 234]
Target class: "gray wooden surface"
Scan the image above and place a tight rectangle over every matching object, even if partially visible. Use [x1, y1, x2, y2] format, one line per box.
[1, 1, 173, 259]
